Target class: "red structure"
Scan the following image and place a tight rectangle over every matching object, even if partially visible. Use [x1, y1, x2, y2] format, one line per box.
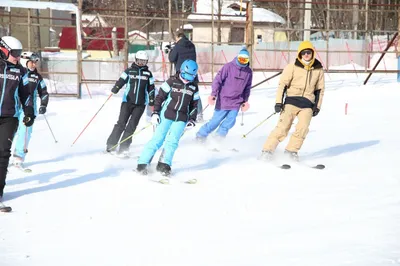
[59, 27, 125, 50]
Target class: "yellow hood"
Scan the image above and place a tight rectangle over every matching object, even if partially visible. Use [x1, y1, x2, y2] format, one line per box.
[297, 40, 315, 68]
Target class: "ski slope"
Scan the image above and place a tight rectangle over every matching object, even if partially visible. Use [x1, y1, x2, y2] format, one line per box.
[1, 69, 400, 266]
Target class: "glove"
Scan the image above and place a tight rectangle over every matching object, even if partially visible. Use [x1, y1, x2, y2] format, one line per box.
[23, 115, 35, 127]
[313, 107, 320, 117]
[186, 120, 196, 130]
[111, 86, 120, 94]
[151, 113, 160, 126]
[23, 106, 35, 127]
[39, 106, 46, 114]
[241, 102, 250, 112]
[274, 103, 283, 113]
[208, 95, 216, 105]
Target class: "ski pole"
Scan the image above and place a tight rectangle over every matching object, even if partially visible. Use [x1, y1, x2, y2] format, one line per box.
[242, 112, 276, 138]
[109, 123, 152, 151]
[240, 111, 244, 126]
[71, 93, 113, 146]
[24, 127, 28, 153]
[43, 114, 58, 143]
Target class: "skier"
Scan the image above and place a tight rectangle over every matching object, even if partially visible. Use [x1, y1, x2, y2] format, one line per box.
[195, 47, 252, 143]
[136, 59, 199, 176]
[106, 50, 155, 157]
[0, 36, 34, 210]
[260, 40, 325, 162]
[12, 52, 49, 169]
[168, 29, 204, 122]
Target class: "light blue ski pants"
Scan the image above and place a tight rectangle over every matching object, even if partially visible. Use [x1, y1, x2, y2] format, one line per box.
[13, 111, 33, 160]
[138, 116, 186, 166]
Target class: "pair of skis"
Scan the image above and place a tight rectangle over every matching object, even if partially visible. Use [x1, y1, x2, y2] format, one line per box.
[279, 163, 325, 170]
[134, 169, 197, 185]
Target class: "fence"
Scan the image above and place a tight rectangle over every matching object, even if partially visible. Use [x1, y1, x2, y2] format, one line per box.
[0, 0, 399, 97]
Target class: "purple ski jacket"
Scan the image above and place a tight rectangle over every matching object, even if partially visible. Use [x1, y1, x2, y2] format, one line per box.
[211, 58, 252, 110]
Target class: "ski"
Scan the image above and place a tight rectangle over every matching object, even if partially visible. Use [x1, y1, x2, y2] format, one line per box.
[133, 169, 197, 185]
[312, 164, 325, 170]
[280, 164, 291, 169]
[209, 148, 239, 152]
[0, 202, 12, 213]
[9, 163, 32, 173]
[103, 151, 135, 160]
[283, 163, 325, 170]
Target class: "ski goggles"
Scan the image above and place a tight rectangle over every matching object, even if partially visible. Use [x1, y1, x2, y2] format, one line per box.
[29, 53, 40, 62]
[237, 55, 249, 65]
[10, 49, 22, 58]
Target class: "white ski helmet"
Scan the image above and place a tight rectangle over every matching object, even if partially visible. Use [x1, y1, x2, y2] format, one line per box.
[0, 36, 23, 60]
[20, 51, 40, 68]
[135, 50, 148, 66]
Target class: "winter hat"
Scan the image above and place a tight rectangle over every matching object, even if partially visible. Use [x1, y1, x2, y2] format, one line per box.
[237, 47, 250, 66]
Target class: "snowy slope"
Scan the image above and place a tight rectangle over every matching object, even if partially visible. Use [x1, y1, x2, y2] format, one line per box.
[1, 69, 400, 266]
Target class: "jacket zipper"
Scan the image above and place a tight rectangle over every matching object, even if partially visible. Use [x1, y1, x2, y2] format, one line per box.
[302, 69, 310, 97]
[0, 66, 8, 116]
[174, 95, 180, 109]
[135, 69, 142, 104]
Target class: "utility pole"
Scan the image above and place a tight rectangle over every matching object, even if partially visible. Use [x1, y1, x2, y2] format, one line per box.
[303, 0, 312, 40]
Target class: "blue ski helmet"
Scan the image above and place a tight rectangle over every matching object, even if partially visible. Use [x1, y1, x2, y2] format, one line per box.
[180, 59, 198, 82]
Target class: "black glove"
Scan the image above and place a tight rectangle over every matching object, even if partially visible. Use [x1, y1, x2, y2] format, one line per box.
[39, 105, 46, 114]
[274, 103, 283, 113]
[313, 107, 320, 117]
[23, 114, 35, 127]
[111, 86, 120, 94]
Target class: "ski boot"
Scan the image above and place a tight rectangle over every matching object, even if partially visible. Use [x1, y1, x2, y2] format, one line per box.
[284, 150, 299, 162]
[156, 162, 171, 177]
[105, 145, 116, 155]
[259, 150, 273, 161]
[136, 164, 148, 175]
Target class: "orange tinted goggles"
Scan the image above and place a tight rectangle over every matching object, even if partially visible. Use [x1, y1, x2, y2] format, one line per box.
[237, 56, 249, 65]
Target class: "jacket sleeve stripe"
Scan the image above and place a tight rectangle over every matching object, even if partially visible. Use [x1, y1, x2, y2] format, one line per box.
[193, 91, 200, 101]
[161, 82, 171, 93]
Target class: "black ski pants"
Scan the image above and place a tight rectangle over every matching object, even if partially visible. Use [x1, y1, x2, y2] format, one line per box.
[0, 117, 18, 197]
[106, 102, 146, 152]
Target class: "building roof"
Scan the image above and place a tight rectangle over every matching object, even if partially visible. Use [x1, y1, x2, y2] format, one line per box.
[188, 0, 285, 24]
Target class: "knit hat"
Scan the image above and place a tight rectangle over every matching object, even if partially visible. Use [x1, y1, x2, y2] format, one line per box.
[237, 47, 250, 66]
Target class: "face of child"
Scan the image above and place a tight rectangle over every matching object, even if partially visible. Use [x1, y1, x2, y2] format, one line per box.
[27, 60, 37, 71]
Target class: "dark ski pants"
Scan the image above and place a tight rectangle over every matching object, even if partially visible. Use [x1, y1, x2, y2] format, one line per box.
[106, 102, 146, 152]
[0, 117, 19, 197]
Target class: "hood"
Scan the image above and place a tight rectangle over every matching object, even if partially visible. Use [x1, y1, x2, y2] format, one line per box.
[178, 36, 195, 49]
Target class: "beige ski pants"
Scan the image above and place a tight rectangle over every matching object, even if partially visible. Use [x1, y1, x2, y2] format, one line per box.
[263, 104, 313, 153]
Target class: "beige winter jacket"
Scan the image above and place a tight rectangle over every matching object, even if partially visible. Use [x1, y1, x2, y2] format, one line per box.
[276, 41, 325, 109]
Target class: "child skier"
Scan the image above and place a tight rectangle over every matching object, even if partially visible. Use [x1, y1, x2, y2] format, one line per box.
[12, 52, 49, 169]
[196, 47, 253, 142]
[106, 50, 155, 157]
[136, 59, 199, 176]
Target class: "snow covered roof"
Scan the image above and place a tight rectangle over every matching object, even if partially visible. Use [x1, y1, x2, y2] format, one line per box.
[82, 14, 109, 27]
[176, 24, 193, 31]
[128, 30, 158, 45]
[188, 0, 285, 24]
[0, 0, 82, 47]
